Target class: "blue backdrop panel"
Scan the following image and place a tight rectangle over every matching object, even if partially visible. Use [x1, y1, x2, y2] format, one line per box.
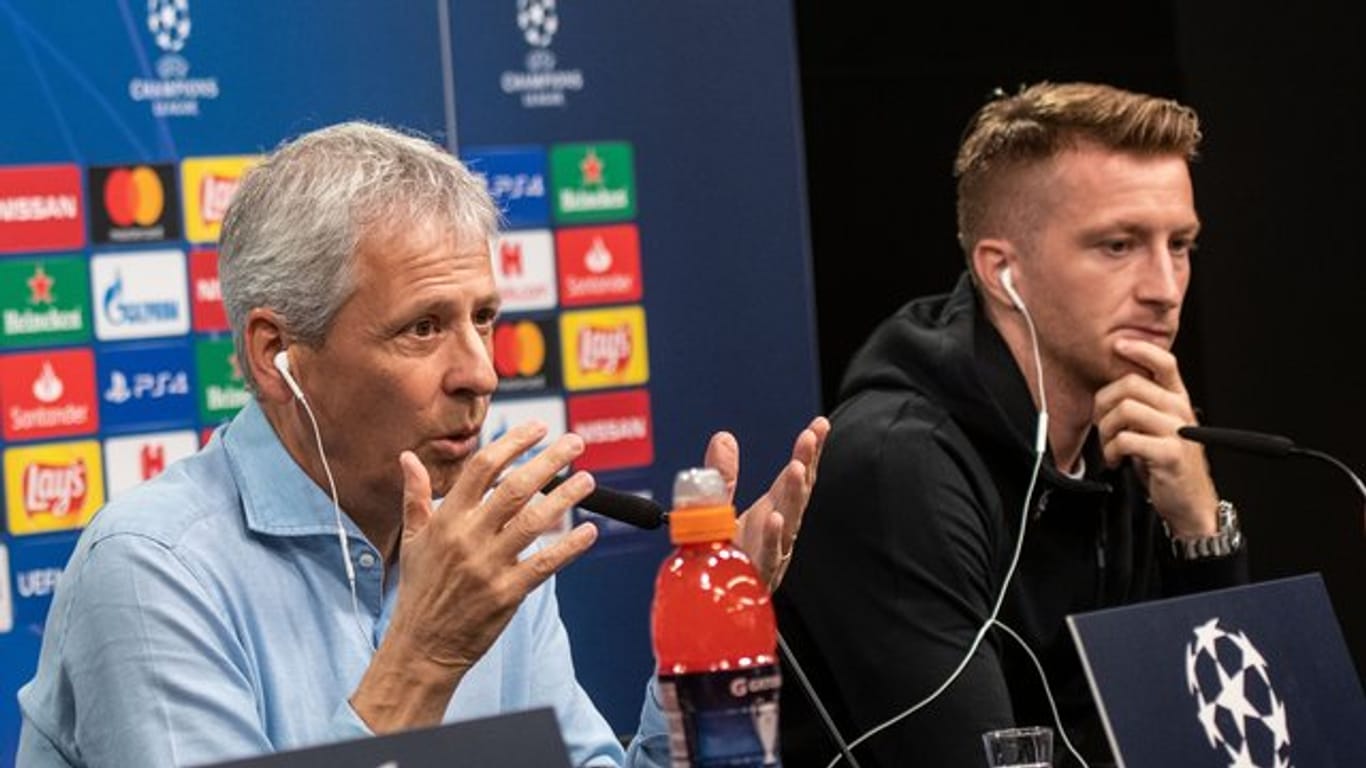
[446, 1, 820, 733]
[0, 0, 819, 760]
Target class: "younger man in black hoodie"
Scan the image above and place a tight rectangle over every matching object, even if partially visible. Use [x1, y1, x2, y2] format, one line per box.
[775, 82, 1248, 767]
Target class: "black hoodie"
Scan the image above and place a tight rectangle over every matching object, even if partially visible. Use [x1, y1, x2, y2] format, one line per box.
[775, 273, 1246, 767]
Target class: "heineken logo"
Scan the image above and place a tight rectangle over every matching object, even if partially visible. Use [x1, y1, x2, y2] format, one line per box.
[0, 257, 90, 347]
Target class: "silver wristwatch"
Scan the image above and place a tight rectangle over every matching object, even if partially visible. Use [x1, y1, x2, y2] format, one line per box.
[1167, 500, 1243, 560]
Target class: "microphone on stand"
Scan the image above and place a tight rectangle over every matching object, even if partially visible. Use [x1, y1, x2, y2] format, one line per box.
[1177, 425, 1366, 535]
[541, 473, 668, 530]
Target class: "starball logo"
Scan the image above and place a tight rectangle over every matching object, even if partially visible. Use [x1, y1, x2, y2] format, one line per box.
[501, 0, 585, 108]
[130, 0, 221, 118]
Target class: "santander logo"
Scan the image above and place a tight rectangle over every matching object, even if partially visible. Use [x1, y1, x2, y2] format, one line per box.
[32, 361, 64, 403]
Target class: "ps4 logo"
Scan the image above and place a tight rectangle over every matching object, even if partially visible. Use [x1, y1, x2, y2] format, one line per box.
[105, 369, 190, 404]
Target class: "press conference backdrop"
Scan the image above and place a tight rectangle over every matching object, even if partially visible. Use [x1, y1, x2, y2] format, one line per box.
[0, 1, 820, 762]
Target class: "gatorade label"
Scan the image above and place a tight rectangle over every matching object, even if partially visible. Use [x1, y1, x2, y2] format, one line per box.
[658, 664, 782, 767]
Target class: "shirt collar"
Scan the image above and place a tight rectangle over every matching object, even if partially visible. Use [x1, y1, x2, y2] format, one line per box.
[223, 399, 364, 539]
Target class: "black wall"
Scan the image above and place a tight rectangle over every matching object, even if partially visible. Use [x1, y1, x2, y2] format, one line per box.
[794, 1, 1364, 678]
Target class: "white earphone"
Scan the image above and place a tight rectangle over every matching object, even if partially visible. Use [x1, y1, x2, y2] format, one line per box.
[272, 346, 374, 652]
[273, 350, 306, 402]
[1000, 265, 1027, 313]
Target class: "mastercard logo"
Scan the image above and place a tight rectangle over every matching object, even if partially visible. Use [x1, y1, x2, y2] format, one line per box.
[103, 166, 165, 227]
[494, 321, 546, 377]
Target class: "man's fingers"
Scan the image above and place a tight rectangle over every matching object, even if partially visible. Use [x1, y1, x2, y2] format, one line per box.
[508, 522, 599, 594]
[797, 412, 830, 483]
[445, 421, 550, 509]
[1094, 374, 1192, 425]
[400, 450, 434, 537]
[1113, 338, 1185, 392]
[481, 433, 586, 533]
[704, 431, 740, 503]
[500, 470, 595, 553]
[1100, 430, 1184, 470]
[1095, 398, 1183, 444]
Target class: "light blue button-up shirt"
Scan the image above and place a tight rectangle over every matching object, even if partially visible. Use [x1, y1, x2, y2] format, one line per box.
[17, 401, 667, 767]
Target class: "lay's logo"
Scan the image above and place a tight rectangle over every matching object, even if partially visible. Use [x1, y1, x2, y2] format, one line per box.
[180, 156, 261, 243]
[23, 460, 88, 516]
[4, 440, 105, 536]
[559, 306, 649, 391]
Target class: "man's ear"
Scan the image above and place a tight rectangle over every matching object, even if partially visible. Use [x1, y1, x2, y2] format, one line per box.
[243, 308, 292, 403]
[972, 238, 1020, 313]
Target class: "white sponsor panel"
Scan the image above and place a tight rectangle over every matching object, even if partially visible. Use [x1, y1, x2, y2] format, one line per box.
[0, 544, 11, 634]
[492, 230, 557, 312]
[91, 250, 190, 340]
[480, 396, 569, 540]
[103, 430, 199, 498]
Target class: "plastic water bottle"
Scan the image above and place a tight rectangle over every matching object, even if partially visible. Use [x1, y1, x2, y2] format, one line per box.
[652, 467, 782, 767]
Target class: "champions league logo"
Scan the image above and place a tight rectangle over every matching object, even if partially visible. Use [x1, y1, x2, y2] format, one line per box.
[517, 0, 558, 48]
[131, 0, 220, 117]
[502, 0, 583, 108]
[148, 0, 191, 53]
[1185, 618, 1293, 767]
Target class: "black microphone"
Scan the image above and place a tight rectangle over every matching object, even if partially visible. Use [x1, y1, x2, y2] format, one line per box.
[1178, 424, 1366, 533]
[541, 473, 668, 530]
[1177, 425, 1295, 457]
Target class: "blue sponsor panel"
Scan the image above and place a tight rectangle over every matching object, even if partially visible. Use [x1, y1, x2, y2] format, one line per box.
[460, 146, 550, 229]
[96, 342, 197, 433]
[0, 534, 77, 764]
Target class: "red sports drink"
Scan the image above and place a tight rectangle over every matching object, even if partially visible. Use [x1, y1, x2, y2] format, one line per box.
[652, 467, 782, 767]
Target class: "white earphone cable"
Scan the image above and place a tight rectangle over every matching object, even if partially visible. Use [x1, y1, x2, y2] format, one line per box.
[287, 364, 377, 653]
[823, 279, 1063, 767]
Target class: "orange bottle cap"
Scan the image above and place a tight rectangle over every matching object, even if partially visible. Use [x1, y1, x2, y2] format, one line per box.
[668, 503, 737, 544]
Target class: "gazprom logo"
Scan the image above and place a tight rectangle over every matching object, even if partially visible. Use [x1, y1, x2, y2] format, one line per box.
[102, 270, 180, 326]
[91, 250, 190, 341]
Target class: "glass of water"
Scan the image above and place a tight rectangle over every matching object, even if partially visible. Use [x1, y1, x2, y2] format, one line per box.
[981, 725, 1053, 767]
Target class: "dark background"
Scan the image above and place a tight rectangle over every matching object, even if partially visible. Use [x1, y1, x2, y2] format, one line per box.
[794, 1, 1365, 679]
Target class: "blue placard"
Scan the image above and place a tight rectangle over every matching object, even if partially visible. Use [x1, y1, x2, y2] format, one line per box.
[96, 341, 197, 432]
[1068, 573, 1366, 766]
[461, 146, 551, 229]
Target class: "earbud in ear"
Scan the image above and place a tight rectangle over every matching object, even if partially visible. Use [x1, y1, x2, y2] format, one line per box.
[999, 266, 1027, 313]
[273, 350, 306, 402]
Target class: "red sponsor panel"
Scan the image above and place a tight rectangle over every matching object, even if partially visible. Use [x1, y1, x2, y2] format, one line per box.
[189, 249, 229, 331]
[555, 224, 643, 306]
[567, 389, 654, 471]
[0, 348, 99, 441]
[0, 165, 85, 254]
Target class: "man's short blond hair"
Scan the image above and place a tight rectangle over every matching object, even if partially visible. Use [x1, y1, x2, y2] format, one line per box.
[954, 81, 1202, 254]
